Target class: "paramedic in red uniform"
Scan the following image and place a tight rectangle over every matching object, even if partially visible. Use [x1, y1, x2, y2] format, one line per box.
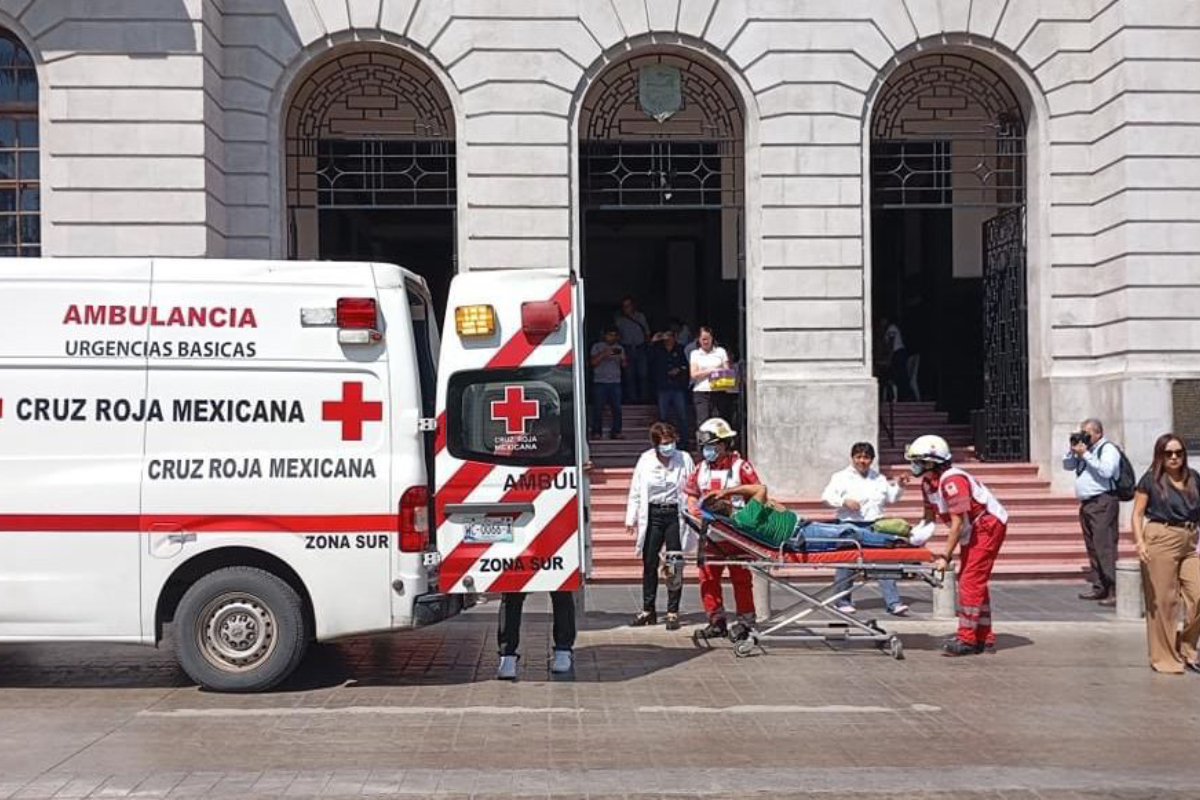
[684, 418, 759, 638]
[906, 434, 1009, 657]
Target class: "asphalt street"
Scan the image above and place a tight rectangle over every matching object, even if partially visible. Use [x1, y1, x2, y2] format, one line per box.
[0, 584, 1198, 799]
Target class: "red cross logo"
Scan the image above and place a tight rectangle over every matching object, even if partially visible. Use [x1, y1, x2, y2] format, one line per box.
[490, 386, 540, 436]
[322, 381, 383, 441]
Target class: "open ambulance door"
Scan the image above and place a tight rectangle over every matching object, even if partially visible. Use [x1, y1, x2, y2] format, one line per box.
[433, 268, 588, 594]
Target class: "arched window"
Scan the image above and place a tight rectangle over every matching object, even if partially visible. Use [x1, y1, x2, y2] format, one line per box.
[0, 31, 38, 256]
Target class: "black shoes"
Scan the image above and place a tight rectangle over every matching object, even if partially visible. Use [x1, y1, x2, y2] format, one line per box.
[665, 613, 681, 631]
[1098, 597, 1117, 607]
[942, 638, 980, 657]
[631, 611, 657, 627]
[698, 619, 729, 639]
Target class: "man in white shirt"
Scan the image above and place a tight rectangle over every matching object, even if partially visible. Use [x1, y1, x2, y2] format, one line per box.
[821, 442, 911, 615]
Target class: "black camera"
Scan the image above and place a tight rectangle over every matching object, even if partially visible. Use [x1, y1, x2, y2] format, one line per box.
[1069, 431, 1091, 447]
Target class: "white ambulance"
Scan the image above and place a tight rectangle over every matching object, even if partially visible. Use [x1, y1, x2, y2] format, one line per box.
[0, 259, 588, 691]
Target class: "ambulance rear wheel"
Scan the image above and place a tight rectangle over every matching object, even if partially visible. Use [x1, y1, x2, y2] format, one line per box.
[175, 567, 308, 692]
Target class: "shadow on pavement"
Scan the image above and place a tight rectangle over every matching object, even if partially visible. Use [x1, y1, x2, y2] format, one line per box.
[0, 643, 189, 689]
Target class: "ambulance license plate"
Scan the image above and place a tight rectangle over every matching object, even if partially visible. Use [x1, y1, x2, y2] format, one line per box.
[464, 519, 514, 543]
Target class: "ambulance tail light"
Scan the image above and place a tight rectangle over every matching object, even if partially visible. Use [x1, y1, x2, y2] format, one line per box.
[398, 485, 429, 552]
[337, 297, 382, 345]
[521, 300, 563, 337]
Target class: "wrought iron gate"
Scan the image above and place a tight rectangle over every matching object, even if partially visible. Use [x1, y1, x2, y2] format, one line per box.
[981, 207, 1029, 461]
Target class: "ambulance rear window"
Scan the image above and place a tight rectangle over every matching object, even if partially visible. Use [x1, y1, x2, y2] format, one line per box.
[446, 366, 575, 467]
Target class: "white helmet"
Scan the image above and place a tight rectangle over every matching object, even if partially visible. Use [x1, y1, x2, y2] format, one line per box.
[905, 434, 952, 474]
[697, 417, 737, 446]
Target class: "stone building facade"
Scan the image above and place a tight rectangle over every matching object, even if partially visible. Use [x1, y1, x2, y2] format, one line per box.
[6, 0, 1200, 494]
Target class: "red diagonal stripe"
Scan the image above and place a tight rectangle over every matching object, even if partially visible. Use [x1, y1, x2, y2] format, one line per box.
[555, 569, 581, 591]
[435, 466, 563, 592]
[435, 460, 494, 529]
[485, 280, 573, 369]
[439, 542, 491, 592]
[484, 496, 579, 593]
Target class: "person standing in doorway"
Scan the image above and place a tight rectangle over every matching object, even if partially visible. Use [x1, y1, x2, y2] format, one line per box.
[822, 442, 911, 616]
[615, 296, 650, 403]
[1063, 418, 1121, 606]
[625, 422, 696, 631]
[880, 316, 910, 401]
[650, 330, 691, 449]
[589, 326, 626, 440]
[1131, 434, 1200, 674]
[689, 327, 733, 431]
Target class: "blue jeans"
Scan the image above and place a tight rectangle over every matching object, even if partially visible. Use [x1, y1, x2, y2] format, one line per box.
[591, 382, 622, 435]
[656, 388, 690, 445]
[833, 568, 901, 610]
[791, 521, 904, 551]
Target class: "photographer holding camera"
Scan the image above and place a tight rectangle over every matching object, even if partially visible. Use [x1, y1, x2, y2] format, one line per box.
[1062, 418, 1122, 606]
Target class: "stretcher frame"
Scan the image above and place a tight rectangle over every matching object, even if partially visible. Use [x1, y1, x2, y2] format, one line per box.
[683, 512, 943, 660]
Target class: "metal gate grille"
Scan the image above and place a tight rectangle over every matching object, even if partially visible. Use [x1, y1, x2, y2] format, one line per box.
[982, 207, 1029, 461]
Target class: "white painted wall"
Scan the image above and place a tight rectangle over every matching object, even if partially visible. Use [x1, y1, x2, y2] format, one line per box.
[7, 0, 1199, 493]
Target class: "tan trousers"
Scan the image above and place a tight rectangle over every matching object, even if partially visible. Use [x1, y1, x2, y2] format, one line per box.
[1140, 521, 1200, 673]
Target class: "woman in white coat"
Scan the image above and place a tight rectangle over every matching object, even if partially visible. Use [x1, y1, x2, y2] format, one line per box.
[625, 421, 696, 630]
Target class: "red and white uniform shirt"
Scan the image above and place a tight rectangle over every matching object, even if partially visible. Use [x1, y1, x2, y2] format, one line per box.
[684, 452, 760, 512]
[922, 466, 1008, 546]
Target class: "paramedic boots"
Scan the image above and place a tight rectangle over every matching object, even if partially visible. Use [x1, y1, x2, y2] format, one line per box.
[697, 617, 754, 642]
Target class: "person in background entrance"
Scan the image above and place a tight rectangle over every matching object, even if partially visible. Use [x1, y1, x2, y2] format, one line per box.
[625, 422, 696, 631]
[650, 329, 691, 449]
[822, 442, 911, 616]
[689, 327, 734, 431]
[684, 417, 759, 639]
[589, 326, 626, 440]
[880, 316, 910, 401]
[1131, 434, 1200, 674]
[615, 296, 650, 403]
[496, 592, 575, 680]
[668, 316, 693, 351]
[1063, 418, 1121, 606]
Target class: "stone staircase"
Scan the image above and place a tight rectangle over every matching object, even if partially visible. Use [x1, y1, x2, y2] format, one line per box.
[585, 401, 1134, 583]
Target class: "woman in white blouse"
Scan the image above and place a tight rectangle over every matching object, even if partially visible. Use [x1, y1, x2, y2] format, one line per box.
[625, 422, 697, 630]
[689, 327, 734, 430]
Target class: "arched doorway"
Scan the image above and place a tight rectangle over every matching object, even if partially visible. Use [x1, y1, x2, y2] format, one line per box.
[870, 52, 1029, 460]
[578, 50, 746, 435]
[285, 47, 456, 315]
[0, 30, 39, 257]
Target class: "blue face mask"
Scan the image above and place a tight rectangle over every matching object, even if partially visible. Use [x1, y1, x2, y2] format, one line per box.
[657, 442, 677, 457]
[702, 445, 719, 463]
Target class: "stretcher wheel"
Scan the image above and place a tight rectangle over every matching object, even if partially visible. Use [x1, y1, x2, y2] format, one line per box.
[734, 639, 756, 658]
[883, 635, 904, 660]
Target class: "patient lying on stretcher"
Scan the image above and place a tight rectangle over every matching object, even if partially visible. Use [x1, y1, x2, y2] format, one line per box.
[702, 485, 934, 551]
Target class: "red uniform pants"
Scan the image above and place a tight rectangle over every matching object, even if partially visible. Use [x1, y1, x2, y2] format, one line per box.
[698, 541, 756, 621]
[956, 515, 1007, 646]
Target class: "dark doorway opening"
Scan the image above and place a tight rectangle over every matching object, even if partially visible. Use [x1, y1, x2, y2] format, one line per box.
[318, 208, 455, 318]
[582, 208, 741, 363]
[871, 208, 983, 423]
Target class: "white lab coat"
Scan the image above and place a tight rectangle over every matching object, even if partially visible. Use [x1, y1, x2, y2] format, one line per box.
[624, 448, 697, 556]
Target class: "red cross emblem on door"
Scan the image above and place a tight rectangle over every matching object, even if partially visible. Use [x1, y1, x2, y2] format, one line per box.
[490, 386, 540, 436]
[322, 381, 383, 441]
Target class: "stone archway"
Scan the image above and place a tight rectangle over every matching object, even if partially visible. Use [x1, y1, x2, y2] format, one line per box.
[869, 51, 1030, 461]
[284, 46, 457, 313]
[577, 49, 747, 437]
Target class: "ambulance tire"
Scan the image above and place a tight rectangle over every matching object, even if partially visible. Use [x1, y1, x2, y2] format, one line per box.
[175, 567, 309, 693]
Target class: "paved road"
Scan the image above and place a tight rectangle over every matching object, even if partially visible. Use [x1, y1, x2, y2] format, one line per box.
[0, 585, 1198, 799]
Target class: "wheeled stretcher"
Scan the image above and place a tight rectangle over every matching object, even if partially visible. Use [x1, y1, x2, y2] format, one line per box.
[682, 511, 943, 659]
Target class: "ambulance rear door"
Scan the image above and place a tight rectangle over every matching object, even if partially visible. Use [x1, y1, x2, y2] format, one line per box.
[434, 268, 586, 595]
